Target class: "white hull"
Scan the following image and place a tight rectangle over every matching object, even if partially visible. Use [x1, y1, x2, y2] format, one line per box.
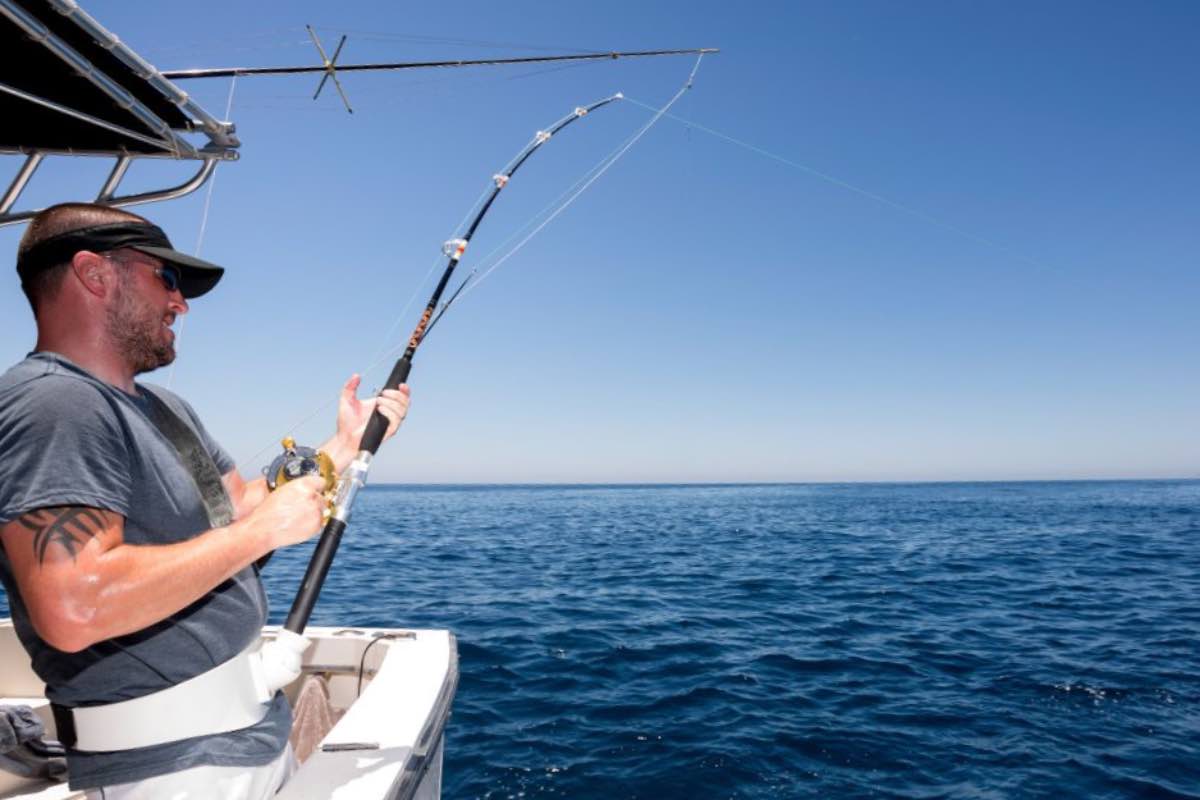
[0, 621, 458, 799]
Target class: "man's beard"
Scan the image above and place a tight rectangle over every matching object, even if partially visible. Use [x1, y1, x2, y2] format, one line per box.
[106, 280, 175, 375]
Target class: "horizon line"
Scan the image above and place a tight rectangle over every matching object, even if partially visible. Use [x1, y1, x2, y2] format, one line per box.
[364, 476, 1199, 488]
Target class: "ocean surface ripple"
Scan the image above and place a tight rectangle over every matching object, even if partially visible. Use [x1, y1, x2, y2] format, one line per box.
[13, 480, 1200, 798]
[290, 481, 1200, 799]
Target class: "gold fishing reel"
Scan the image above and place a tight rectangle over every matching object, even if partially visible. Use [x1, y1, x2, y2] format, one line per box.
[264, 438, 338, 512]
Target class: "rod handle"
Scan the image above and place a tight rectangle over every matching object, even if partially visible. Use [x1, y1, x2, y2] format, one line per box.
[359, 356, 412, 455]
[283, 517, 347, 633]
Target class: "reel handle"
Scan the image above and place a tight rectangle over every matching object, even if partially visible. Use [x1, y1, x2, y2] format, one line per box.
[359, 356, 411, 454]
[264, 438, 337, 494]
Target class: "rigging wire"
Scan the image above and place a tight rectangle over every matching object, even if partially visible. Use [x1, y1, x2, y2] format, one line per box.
[195, 76, 240, 258]
[142, 24, 611, 60]
[167, 75, 238, 390]
[136, 27, 304, 60]
[305, 27, 608, 56]
[144, 28, 614, 75]
[230, 60, 601, 112]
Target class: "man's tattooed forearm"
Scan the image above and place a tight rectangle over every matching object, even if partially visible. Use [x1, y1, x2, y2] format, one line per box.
[17, 507, 105, 564]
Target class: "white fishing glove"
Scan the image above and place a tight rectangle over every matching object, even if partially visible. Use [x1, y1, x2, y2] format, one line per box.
[251, 629, 311, 703]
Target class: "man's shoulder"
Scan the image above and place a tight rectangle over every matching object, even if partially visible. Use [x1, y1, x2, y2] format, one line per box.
[0, 358, 136, 524]
[1, 356, 114, 410]
[0, 356, 126, 435]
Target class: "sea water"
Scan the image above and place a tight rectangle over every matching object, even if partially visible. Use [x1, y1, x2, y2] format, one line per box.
[6, 481, 1199, 798]
[271, 480, 1200, 799]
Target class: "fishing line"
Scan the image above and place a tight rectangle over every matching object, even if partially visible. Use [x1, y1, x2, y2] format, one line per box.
[433, 55, 705, 311]
[364, 112, 652, 359]
[167, 75, 238, 390]
[240, 173, 499, 466]
[621, 96, 1045, 269]
[432, 137, 629, 300]
[356, 183, 493, 379]
[416, 127, 645, 328]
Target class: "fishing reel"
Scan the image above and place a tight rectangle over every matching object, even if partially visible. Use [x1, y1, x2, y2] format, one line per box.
[264, 438, 339, 513]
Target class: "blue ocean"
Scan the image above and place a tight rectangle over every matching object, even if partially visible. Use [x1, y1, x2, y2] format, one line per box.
[270, 480, 1200, 799]
[5, 480, 1199, 798]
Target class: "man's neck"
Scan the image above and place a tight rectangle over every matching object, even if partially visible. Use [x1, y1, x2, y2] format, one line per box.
[33, 335, 136, 393]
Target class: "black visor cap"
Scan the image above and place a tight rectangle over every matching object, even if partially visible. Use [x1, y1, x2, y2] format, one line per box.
[16, 222, 225, 299]
[128, 244, 225, 299]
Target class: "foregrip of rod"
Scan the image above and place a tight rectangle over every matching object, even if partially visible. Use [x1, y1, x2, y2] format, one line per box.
[359, 356, 412, 454]
[284, 517, 347, 634]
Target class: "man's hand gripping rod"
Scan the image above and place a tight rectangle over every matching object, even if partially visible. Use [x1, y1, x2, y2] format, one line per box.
[281, 355, 412, 634]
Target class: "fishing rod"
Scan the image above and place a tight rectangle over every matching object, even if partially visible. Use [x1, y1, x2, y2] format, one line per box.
[281, 92, 623, 634]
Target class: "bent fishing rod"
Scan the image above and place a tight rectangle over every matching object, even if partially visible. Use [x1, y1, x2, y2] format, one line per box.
[280, 93, 623, 634]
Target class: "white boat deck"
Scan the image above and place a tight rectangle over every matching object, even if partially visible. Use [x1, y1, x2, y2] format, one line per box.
[0, 622, 457, 800]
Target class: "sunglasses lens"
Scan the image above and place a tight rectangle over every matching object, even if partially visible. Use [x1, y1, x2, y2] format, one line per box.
[158, 266, 181, 293]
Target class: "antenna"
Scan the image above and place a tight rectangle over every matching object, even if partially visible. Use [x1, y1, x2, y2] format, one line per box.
[306, 25, 352, 114]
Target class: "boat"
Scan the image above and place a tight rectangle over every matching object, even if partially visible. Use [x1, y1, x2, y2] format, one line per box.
[0, 1, 458, 796]
[0, 621, 458, 799]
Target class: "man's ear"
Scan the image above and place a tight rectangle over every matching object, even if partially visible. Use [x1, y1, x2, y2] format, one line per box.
[71, 250, 114, 298]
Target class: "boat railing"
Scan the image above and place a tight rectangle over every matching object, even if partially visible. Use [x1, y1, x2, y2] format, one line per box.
[0, 0, 239, 227]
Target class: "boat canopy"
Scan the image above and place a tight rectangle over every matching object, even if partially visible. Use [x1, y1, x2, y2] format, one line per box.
[0, 0, 238, 226]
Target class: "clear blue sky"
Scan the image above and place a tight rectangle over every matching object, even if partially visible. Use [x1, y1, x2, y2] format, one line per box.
[2, 1, 1196, 483]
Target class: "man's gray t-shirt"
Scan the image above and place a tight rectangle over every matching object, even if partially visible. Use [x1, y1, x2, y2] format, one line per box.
[0, 353, 290, 789]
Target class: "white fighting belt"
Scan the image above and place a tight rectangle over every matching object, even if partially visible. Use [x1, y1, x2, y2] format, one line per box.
[65, 629, 309, 752]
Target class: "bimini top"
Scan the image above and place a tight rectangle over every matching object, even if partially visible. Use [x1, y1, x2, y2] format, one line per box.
[0, 0, 238, 225]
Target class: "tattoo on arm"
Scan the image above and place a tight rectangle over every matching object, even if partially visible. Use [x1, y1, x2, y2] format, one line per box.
[17, 507, 107, 565]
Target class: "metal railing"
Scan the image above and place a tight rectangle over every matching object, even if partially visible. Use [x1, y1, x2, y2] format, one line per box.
[0, 0, 240, 227]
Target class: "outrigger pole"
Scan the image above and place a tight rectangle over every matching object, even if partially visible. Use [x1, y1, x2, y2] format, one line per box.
[161, 47, 719, 80]
[162, 43, 716, 115]
[282, 93, 624, 634]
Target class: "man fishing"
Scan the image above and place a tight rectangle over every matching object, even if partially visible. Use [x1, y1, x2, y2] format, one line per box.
[0, 202, 410, 798]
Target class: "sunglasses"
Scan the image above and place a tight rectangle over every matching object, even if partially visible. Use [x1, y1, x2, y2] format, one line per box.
[105, 251, 182, 294]
[153, 264, 182, 294]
